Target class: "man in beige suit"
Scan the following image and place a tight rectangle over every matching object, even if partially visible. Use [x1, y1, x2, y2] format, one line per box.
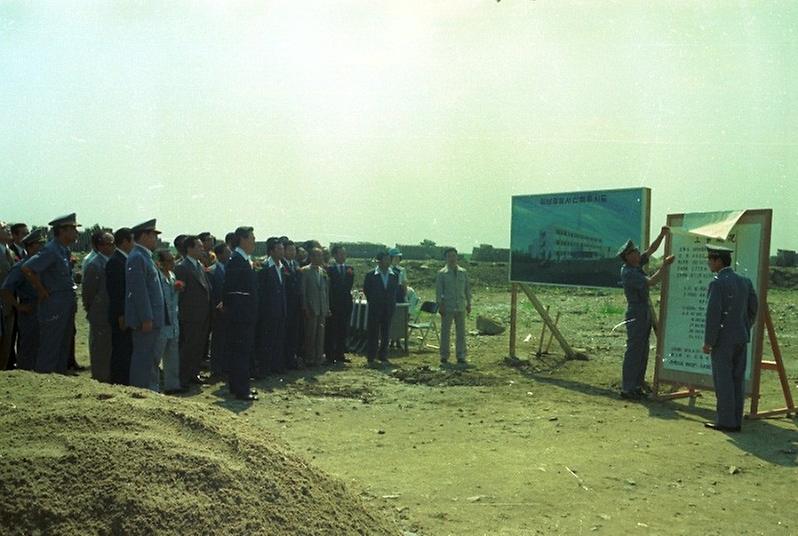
[300, 247, 330, 366]
[81, 231, 116, 382]
[436, 247, 472, 366]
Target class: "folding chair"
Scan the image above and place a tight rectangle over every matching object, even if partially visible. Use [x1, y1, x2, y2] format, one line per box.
[408, 301, 440, 349]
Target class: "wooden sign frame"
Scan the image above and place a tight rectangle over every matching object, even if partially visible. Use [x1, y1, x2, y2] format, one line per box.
[653, 209, 794, 418]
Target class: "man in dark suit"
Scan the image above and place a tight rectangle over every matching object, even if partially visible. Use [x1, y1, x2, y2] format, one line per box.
[106, 227, 134, 385]
[9, 223, 28, 261]
[362, 251, 399, 365]
[174, 235, 212, 388]
[256, 237, 288, 375]
[703, 244, 758, 433]
[125, 219, 166, 391]
[222, 226, 259, 401]
[326, 245, 354, 364]
[282, 239, 302, 369]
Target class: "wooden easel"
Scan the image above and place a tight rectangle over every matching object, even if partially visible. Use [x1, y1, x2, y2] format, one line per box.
[509, 283, 584, 360]
[748, 306, 795, 418]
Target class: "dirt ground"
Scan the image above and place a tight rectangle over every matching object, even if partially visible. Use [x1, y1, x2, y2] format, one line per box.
[54, 267, 798, 535]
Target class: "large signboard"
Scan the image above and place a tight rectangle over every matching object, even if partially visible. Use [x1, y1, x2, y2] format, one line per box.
[656, 210, 770, 393]
[510, 188, 650, 287]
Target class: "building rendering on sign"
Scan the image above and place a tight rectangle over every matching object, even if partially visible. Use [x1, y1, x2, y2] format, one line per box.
[529, 224, 613, 261]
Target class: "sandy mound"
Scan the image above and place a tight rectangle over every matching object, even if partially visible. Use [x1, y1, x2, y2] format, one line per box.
[0, 371, 398, 536]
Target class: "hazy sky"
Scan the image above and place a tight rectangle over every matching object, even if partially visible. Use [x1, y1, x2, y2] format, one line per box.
[1, 1, 796, 253]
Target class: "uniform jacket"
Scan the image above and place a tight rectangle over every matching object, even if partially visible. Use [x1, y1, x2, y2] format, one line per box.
[300, 265, 330, 317]
[223, 251, 258, 325]
[435, 265, 472, 313]
[173, 257, 211, 325]
[82, 253, 110, 325]
[124, 243, 165, 330]
[704, 267, 758, 348]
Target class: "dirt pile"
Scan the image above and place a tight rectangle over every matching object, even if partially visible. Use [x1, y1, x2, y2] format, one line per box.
[0, 372, 398, 536]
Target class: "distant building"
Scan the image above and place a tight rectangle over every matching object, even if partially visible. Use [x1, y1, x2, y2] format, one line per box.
[471, 244, 510, 262]
[529, 224, 612, 261]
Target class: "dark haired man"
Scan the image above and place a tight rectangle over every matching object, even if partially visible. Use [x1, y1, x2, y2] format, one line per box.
[9, 223, 29, 260]
[282, 239, 302, 368]
[256, 237, 288, 375]
[702, 244, 758, 432]
[126, 219, 166, 391]
[173, 234, 188, 261]
[326, 245, 354, 364]
[617, 227, 673, 400]
[21, 213, 81, 373]
[106, 227, 134, 384]
[363, 251, 399, 365]
[81, 231, 115, 382]
[174, 234, 212, 388]
[436, 248, 472, 366]
[223, 226, 258, 401]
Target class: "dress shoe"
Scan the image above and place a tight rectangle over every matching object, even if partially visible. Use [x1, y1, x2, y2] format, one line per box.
[620, 390, 643, 401]
[235, 393, 258, 401]
[704, 422, 741, 432]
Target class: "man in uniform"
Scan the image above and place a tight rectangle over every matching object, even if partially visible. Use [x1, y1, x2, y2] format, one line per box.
[81, 231, 116, 382]
[21, 213, 81, 373]
[617, 226, 674, 400]
[125, 219, 166, 391]
[1, 229, 47, 370]
[702, 244, 758, 432]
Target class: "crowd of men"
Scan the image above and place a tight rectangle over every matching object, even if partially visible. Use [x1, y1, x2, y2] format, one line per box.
[0, 214, 473, 403]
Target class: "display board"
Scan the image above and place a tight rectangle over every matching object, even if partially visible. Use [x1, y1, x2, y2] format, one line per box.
[510, 188, 650, 287]
[656, 210, 770, 393]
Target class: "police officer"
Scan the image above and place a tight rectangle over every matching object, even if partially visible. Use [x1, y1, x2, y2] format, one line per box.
[618, 226, 674, 400]
[702, 244, 758, 432]
[22, 214, 81, 373]
[125, 219, 166, 391]
[0, 229, 48, 370]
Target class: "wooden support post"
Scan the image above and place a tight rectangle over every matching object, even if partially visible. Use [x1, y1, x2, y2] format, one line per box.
[519, 284, 576, 359]
[509, 283, 518, 359]
[544, 312, 561, 354]
[748, 307, 796, 419]
[536, 305, 549, 356]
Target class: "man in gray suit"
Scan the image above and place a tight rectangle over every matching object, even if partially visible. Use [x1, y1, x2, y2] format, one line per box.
[125, 219, 166, 391]
[81, 231, 116, 382]
[435, 248, 472, 366]
[173, 235, 212, 388]
[300, 247, 330, 366]
[702, 244, 758, 432]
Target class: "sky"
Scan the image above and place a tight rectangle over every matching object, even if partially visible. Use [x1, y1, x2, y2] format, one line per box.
[1, 1, 796, 254]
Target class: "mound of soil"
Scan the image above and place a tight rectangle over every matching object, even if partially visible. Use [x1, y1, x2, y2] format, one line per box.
[0, 372, 398, 536]
[390, 365, 502, 387]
